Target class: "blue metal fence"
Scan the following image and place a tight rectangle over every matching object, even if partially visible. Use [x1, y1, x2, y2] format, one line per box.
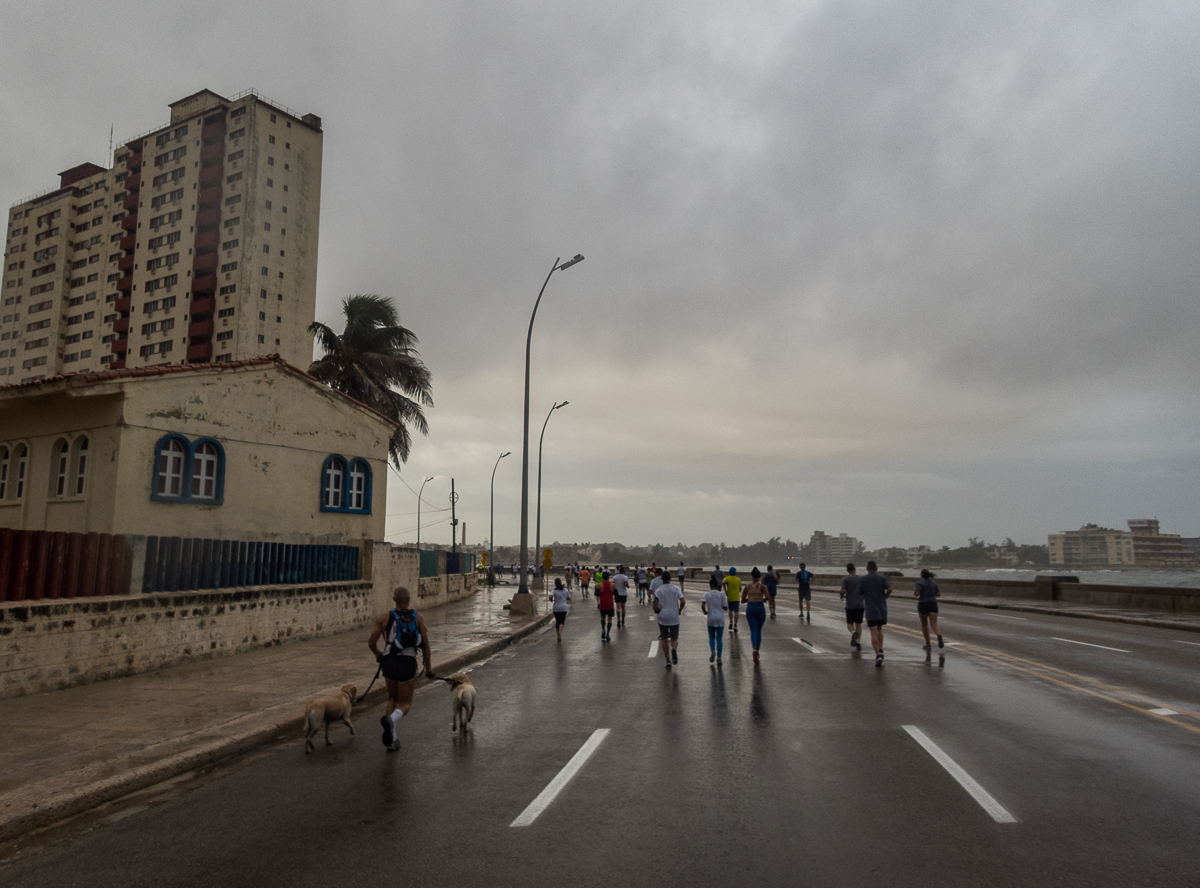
[141, 536, 360, 593]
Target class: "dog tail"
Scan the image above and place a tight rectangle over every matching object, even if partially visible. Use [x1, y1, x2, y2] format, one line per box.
[304, 702, 317, 735]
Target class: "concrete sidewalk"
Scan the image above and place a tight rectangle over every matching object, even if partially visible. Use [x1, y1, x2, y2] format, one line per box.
[812, 585, 1200, 632]
[0, 588, 549, 842]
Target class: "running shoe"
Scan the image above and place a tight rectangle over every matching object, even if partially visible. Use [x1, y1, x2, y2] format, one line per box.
[710, 651, 716, 663]
[937, 635, 944, 648]
[716, 657, 722, 664]
[381, 715, 395, 748]
[753, 650, 760, 664]
[672, 648, 678, 665]
[850, 635, 856, 648]
[770, 613, 776, 620]
[875, 654, 883, 667]
[665, 661, 672, 669]
[806, 616, 811, 624]
[923, 643, 931, 651]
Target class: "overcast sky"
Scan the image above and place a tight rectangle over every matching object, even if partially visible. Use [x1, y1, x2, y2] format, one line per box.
[4, 1, 1198, 550]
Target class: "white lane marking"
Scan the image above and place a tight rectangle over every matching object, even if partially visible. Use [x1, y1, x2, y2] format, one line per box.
[1175, 640, 1200, 647]
[1052, 637, 1130, 653]
[648, 641, 659, 658]
[943, 642, 962, 646]
[902, 726, 1017, 824]
[792, 637, 822, 653]
[511, 729, 611, 827]
[975, 612, 1028, 621]
[1149, 707, 1179, 716]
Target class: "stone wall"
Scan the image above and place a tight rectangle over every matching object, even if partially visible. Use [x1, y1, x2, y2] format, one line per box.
[0, 581, 374, 699]
[366, 540, 476, 611]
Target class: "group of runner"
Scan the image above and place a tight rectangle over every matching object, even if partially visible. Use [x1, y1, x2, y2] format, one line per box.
[551, 561, 944, 670]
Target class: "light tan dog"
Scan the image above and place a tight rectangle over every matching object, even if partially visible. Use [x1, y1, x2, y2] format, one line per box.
[445, 672, 476, 734]
[304, 683, 357, 753]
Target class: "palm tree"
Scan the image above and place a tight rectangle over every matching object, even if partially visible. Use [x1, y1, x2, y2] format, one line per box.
[308, 294, 433, 467]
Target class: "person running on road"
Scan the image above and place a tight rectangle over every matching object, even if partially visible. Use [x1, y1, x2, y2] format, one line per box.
[914, 569, 943, 651]
[637, 564, 649, 604]
[549, 576, 571, 643]
[796, 562, 814, 623]
[677, 562, 686, 590]
[859, 561, 892, 667]
[840, 563, 863, 650]
[764, 564, 779, 619]
[742, 568, 770, 664]
[654, 572, 685, 668]
[612, 566, 630, 628]
[649, 568, 665, 598]
[710, 564, 724, 589]
[368, 587, 435, 752]
[701, 576, 728, 664]
[596, 572, 615, 642]
[723, 566, 742, 634]
[579, 566, 591, 599]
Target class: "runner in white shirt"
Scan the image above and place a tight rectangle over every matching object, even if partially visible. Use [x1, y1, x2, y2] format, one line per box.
[548, 577, 571, 643]
[636, 566, 649, 604]
[677, 562, 686, 590]
[653, 579, 686, 668]
[612, 567, 630, 628]
[701, 577, 728, 664]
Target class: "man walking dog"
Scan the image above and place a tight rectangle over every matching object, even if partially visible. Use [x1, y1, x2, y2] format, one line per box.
[369, 587, 435, 751]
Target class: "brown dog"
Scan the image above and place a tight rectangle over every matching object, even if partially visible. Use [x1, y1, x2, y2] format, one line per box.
[446, 672, 476, 735]
[304, 684, 357, 753]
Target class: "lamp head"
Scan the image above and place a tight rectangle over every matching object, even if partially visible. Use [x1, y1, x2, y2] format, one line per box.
[501, 451, 511, 458]
[555, 401, 569, 409]
[557, 254, 584, 270]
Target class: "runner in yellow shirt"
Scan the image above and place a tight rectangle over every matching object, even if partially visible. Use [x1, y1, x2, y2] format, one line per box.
[723, 567, 743, 635]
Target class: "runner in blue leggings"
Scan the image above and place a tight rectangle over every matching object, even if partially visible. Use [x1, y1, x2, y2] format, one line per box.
[742, 567, 770, 664]
[701, 576, 729, 664]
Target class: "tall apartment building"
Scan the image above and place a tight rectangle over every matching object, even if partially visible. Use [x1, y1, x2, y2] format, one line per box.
[1048, 524, 1135, 569]
[1127, 519, 1196, 568]
[2, 89, 322, 383]
[809, 530, 862, 564]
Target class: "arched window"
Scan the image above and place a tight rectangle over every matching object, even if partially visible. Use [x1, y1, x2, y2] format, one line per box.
[192, 441, 219, 499]
[322, 456, 346, 509]
[348, 460, 366, 511]
[74, 437, 89, 496]
[0, 446, 8, 500]
[14, 445, 27, 500]
[157, 438, 186, 497]
[52, 438, 70, 497]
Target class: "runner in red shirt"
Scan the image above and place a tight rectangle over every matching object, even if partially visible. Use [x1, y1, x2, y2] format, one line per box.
[596, 571, 616, 642]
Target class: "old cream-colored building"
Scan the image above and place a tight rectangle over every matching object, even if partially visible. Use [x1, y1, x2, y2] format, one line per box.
[2, 88, 321, 383]
[0, 357, 390, 543]
[1048, 525, 1135, 569]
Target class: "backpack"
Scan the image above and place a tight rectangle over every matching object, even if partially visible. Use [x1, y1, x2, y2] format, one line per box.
[386, 609, 422, 654]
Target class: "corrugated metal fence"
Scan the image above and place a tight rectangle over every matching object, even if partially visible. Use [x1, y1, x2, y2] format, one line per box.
[0, 528, 130, 602]
[141, 536, 360, 593]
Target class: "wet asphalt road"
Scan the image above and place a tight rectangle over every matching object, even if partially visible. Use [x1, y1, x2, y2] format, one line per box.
[3, 591, 1200, 887]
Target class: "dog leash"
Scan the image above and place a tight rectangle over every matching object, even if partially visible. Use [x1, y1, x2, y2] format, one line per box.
[356, 663, 382, 703]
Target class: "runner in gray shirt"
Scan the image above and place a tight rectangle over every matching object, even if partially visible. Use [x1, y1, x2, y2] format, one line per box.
[858, 561, 893, 667]
[839, 563, 864, 651]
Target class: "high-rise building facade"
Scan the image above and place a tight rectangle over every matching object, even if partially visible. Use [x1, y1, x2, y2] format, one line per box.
[1127, 519, 1196, 568]
[809, 530, 862, 564]
[2, 89, 322, 383]
[1048, 524, 1135, 569]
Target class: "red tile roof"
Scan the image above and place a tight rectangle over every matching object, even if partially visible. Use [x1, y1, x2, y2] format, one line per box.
[0, 354, 397, 426]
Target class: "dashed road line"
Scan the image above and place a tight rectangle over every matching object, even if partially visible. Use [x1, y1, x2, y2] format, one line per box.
[511, 729, 611, 827]
[647, 641, 659, 658]
[974, 612, 1028, 621]
[1052, 637, 1130, 653]
[902, 726, 1017, 824]
[1175, 640, 1200, 647]
[792, 638, 822, 653]
[1150, 708, 1179, 716]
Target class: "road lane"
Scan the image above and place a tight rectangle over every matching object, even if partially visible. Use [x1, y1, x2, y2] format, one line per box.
[3, 595, 1200, 887]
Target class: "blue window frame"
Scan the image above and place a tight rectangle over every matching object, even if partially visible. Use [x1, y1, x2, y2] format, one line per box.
[152, 434, 226, 505]
[321, 454, 371, 514]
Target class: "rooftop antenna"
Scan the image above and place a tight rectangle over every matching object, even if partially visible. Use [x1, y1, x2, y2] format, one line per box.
[108, 124, 114, 168]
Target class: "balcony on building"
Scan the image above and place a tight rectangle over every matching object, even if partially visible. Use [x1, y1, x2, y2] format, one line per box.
[201, 120, 228, 144]
[194, 229, 219, 253]
[186, 342, 213, 362]
[200, 143, 224, 167]
[197, 186, 222, 211]
[190, 296, 216, 316]
[198, 165, 223, 189]
[119, 233, 136, 252]
[124, 152, 142, 172]
[191, 274, 217, 295]
[188, 319, 214, 339]
[111, 337, 128, 355]
[117, 254, 135, 272]
[124, 172, 141, 192]
[122, 193, 140, 212]
[114, 295, 132, 312]
[193, 253, 218, 274]
[113, 317, 130, 333]
[110, 359, 126, 370]
[196, 208, 220, 231]
[116, 274, 133, 292]
[121, 215, 138, 233]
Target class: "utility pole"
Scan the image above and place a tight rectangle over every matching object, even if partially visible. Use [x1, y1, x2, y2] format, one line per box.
[450, 478, 459, 553]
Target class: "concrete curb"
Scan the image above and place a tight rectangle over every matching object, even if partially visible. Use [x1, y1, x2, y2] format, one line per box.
[0, 611, 553, 844]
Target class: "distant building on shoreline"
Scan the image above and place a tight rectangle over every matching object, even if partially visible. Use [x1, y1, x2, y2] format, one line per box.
[1048, 525, 1135, 569]
[2, 88, 322, 383]
[1127, 519, 1196, 569]
[810, 530, 862, 564]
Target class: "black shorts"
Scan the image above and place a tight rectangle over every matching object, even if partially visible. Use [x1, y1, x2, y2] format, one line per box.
[917, 601, 939, 615]
[867, 617, 887, 628]
[615, 594, 628, 603]
[554, 611, 567, 626]
[658, 622, 680, 640]
[381, 654, 419, 683]
[581, 582, 590, 590]
[845, 607, 865, 624]
[638, 582, 648, 590]
[728, 601, 740, 612]
[799, 588, 812, 600]
[599, 607, 615, 617]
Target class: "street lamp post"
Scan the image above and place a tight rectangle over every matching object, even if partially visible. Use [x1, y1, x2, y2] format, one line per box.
[416, 476, 433, 547]
[535, 401, 569, 585]
[489, 451, 510, 586]
[514, 254, 584, 612]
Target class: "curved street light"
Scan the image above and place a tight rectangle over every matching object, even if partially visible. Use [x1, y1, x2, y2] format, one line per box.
[489, 451, 511, 585]
[536, 401, 569, 581]
[516, 255, 584, 607]
[416, 476, 434, 546]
